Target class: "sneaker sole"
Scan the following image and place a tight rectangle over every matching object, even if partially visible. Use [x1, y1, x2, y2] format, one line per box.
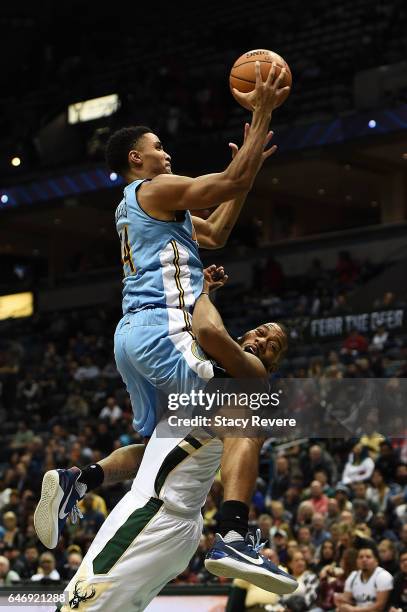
[205, 557, 298, 595]
[34, 470, 63, 549]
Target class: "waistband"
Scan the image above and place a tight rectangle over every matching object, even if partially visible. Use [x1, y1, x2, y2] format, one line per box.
[131, 487, 201, 520]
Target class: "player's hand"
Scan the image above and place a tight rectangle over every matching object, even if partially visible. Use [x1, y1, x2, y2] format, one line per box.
[203, 265, 228, 293]
[232, 61, 290, 114]
[229, 122, 277, 162]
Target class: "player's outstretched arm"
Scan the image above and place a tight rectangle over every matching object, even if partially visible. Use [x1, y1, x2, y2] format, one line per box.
[192, 123, 275, 249]
[139, 62, 289, 217]
[192, 269, 266, 379]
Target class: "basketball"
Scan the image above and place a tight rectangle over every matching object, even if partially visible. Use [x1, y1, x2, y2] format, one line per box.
[229, 49, 292, 110]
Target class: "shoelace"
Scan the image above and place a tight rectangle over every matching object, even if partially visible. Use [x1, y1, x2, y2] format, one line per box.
[70, 503, 83, 524]
[249, 528, 266, 554]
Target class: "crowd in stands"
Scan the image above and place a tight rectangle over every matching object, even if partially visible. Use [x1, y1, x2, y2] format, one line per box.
[0, 251, 406, 611]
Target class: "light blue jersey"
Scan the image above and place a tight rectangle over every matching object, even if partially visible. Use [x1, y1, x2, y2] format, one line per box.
[115, 179, 203, 317]
[114, 179, 213, 436]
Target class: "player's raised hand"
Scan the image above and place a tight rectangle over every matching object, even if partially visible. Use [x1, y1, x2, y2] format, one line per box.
[229, 123, 277, 162]
[232, 61, 290, 114]
[203, 264, 229, 293]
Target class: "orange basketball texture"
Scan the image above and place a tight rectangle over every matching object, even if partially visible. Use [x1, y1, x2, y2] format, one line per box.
[230, 49, 292, 110]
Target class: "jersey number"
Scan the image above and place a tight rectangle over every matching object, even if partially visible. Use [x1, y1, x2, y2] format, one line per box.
[120, 225, 135, 275]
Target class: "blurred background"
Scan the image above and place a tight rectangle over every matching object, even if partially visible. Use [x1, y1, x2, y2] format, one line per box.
[0, 1, 406, 610]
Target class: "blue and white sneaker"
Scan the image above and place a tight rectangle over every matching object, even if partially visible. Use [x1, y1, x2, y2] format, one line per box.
[205, 529, 298, 594]
[34, 468, 86, 549]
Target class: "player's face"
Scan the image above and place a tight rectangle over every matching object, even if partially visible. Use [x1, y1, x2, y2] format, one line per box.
[138, 132, 172, 176]
[239, 323, 287, 371]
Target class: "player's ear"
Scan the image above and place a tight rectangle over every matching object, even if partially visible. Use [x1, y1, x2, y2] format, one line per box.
[129, 149, 142, 167]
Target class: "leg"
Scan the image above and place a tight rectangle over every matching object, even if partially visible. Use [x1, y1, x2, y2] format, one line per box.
[221, 437, 264, 504]
[96, 444, 145, 485]
[61, 490, 202, 612]
[34, 445, 146, 550]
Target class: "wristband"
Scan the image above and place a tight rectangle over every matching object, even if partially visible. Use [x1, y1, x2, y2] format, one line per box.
[201, 291, 209, 296]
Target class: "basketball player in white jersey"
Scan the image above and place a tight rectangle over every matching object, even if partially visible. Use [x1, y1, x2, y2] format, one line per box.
[59, 269, 297, 611]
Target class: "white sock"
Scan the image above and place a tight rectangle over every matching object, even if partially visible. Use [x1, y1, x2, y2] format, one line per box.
[223, 530, 244, 543]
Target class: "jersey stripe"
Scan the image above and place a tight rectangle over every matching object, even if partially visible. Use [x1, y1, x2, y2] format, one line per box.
[154, 435, 203, 497]
[170, 239, 191, 333]
[92, 497, 163, 575]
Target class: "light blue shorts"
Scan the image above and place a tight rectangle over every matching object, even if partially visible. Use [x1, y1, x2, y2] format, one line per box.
[114, 307, 214, 437]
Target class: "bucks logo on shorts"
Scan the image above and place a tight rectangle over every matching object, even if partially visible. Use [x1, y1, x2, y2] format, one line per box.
[191, 340, 210, 362]
[69, 580, 96, 608]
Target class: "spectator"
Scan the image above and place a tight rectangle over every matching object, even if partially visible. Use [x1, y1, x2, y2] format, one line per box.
[389, 549, 407, 612]
[366, 469, 391, 512]
[13, 545, 39, 579]
[78, 494, 105, 536]
[314, 547, 358, 612]
[315, 539, 336, 573]
[73, 356, 100, 381]
[1, 512, 24, 550]
[99, 396, 122, 424]
[334, 484, 352, 512]
[377, 539, 399, 575]
[334, 547, 393, 612]
[60, 549, 83, 581]
[327, 498, 341, 528]
[302, 445, 337, 486]
[336, 251, 359, 287]
[375, 440, 400, 483]
[311, 513, 331, 548]
[370, 326, 389, 351]
[202, 494, 219, 530]
[271, 454, 291, 499]
[309, 481, 329, 515]
[342, 442, 375, 485]
[341, 329, 368, 356]
[31, 552, 60, 582]
[284, 550, 319, 610]
[257, 514, 273, 541]
[0, 480, 11, 513]
[371, 513, 397, 543]
[270, 527, 289, 564]
[298, 526, 312, 546]
[0, 555, 20, 585]
[9, 421, 34, 449]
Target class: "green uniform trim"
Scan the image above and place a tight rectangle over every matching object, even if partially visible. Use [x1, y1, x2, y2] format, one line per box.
[93, 497, 163, 575]
[154, 436, 203, 496]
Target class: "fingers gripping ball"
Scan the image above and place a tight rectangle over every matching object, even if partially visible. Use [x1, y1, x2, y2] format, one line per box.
[230, 49, 292, 110]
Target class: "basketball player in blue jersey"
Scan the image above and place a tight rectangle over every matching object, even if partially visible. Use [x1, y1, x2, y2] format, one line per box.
[35, 64, 294, 593]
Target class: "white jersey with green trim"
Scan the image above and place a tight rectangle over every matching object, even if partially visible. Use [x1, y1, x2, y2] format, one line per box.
[132, 429, 223, 516]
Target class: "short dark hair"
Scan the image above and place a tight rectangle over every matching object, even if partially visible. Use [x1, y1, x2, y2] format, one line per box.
[358, 545, 379, 560]
[105, 126, 152, 175]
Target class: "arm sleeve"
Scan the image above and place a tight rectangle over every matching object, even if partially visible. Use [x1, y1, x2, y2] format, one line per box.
[344, 571, 356, 593]
[376, 569, 393, 591]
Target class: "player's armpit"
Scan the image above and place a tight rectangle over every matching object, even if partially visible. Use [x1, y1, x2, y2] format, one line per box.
[191, 216, 219, 249]
[197, 323, 267, 379]
[140, 172, 248, 214]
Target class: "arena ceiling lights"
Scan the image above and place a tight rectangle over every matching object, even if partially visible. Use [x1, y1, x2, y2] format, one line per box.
[68, 94, 120, 124]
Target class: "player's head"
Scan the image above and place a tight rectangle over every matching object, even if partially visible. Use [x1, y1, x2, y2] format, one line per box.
[238, 322, 288, 372]
[105, 126, 172, 182]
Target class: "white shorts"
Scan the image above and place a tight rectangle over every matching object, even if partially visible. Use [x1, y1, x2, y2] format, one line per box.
[61, 488, 202, 612]
[61, 431, 222, 611]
